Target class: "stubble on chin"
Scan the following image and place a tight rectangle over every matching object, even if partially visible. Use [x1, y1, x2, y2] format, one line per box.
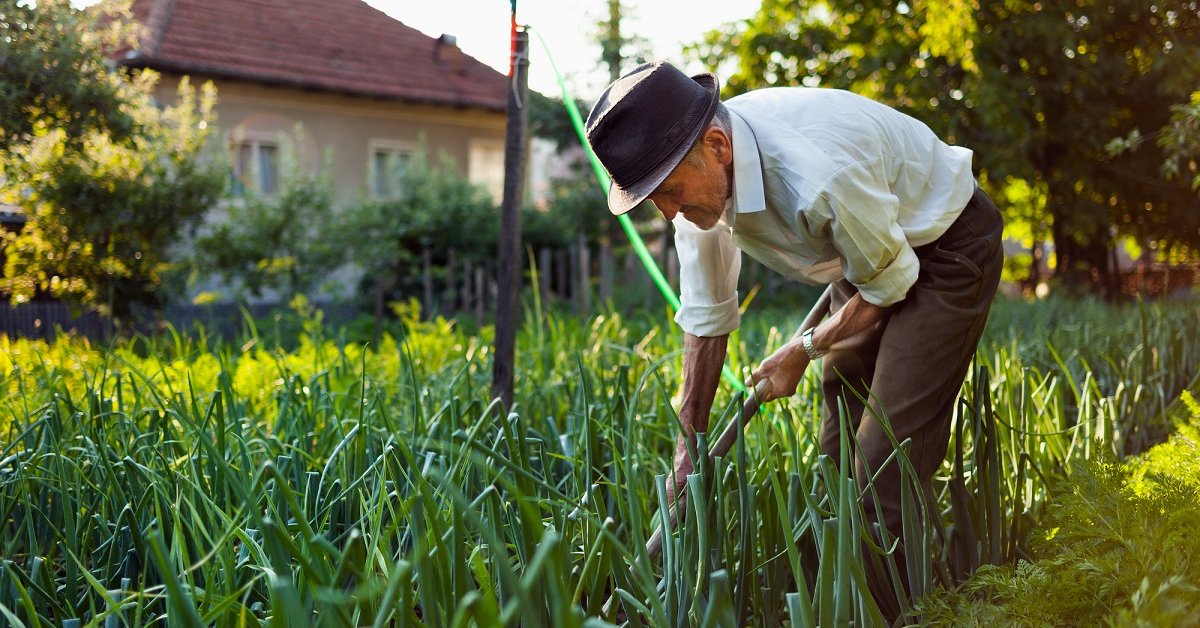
[685, 206, 723, 231]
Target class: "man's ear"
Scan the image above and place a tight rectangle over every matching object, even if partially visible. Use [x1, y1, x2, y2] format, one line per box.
[704, 127, 733, 166]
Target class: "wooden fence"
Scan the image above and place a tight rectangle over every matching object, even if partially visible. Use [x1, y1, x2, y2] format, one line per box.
[418, 240, 795, 322]
[416, 242, 682, 321]
[0, 239, 809, 341]
[0, 300, 360, 342]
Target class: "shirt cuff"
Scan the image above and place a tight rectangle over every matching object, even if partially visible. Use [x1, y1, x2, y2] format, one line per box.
[853, 245, 919, 307]
[674, 294, 740, 337]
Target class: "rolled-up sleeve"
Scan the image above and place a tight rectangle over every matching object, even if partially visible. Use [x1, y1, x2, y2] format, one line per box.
[673, 216, 742, 336]
[815, 161, 918, 307]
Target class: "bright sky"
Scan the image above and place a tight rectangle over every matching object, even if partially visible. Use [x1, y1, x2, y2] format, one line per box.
[365, 0, 759, 101]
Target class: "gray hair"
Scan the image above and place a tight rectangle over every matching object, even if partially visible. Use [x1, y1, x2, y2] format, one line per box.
[710, 102, 732, 137]
[682, 103, 732, 167]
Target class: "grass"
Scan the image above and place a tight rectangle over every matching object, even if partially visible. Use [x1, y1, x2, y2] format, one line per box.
[0, 296, 1198, 625]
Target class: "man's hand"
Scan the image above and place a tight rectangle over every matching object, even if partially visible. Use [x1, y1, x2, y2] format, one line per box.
[752, 339, 811, 402]
[667, 436, 693, 506]
[750, 291, 893, 402]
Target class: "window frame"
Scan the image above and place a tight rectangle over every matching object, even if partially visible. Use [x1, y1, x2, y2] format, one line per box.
[368, 139, 418, 200]
[228, 130, 283, 196]
[468, 138, 506, 204]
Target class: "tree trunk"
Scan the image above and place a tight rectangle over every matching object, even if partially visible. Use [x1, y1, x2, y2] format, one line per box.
[1029, 239, 1043, 293]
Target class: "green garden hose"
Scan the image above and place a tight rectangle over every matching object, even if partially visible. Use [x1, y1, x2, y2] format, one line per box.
[530, 27, 746, 392]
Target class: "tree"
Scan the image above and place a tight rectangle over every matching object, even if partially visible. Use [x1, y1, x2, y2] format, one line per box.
[1160, 91, 1200, 194]
[970, 2, 1200, 296]
[191, 145, 342, 300]
[1, 72, 225, 318]
[531, 160, 610, 248]
[336, 147, 496, 325]
[0, 0, 137, 163]
[1, 0, 227, 319]
[690, 0, 1200, 297]
[527, 91, 590, 152]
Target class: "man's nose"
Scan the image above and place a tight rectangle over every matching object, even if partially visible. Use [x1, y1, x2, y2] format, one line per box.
[655, 199, 678, 221]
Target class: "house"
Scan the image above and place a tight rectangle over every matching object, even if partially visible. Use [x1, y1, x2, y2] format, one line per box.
[124, 0, 510, 207]
[0, 205, 26, 277]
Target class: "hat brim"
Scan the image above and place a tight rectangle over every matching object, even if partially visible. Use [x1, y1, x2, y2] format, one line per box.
[606, 73, 719, 216]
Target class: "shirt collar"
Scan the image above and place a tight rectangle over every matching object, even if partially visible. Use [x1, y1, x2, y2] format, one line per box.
[729, 107, 767, 215]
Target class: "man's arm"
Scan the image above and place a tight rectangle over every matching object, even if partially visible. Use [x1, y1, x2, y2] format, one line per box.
[807, 291, 890, 352]
[754, 292, 891, 401]
[670, 331, 728, 502]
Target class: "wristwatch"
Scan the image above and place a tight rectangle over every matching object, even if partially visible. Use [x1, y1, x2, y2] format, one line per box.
[801, 327, 825, 360]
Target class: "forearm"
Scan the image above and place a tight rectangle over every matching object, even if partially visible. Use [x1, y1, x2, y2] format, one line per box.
[751, 291, 888, 402]
[677, 332, 728, 438]
[803, 292, 890, 354]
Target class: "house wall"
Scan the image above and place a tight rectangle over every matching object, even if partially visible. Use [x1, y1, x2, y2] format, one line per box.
[154, 74, 507, 206]
[150, 74, 509, 303]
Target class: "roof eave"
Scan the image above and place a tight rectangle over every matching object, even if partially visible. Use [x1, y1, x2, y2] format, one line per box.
[121, 55, 507, 113]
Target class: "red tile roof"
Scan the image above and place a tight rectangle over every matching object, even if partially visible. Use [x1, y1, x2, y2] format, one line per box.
[125, 0, 507, 111]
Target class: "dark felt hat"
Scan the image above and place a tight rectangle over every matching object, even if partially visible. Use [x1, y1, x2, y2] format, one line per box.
[585, 61, 719, 215]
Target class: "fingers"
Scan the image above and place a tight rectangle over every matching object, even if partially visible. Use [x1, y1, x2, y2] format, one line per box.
[754, 378, 773, 403]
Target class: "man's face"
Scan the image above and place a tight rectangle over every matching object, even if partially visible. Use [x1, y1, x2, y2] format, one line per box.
[648, 129, 731, 230]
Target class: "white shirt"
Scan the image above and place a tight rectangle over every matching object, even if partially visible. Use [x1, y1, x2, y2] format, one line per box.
[673, 88, 977, 337]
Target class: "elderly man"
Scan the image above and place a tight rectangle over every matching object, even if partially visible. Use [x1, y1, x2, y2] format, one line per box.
[585, 61, 1003, 613]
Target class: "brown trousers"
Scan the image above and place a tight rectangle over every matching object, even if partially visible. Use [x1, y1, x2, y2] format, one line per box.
[819, 186, 1004, 616]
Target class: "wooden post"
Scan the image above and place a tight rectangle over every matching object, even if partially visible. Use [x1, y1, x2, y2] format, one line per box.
[578, 231, 591, 316]
[463, 258, 474, 315]
[568, 240, 579, 313]
[476, 264, 486, 323]
[422, 245, 433, 318]
[374, 279, 385, 342]
[539, 247, 552, 305]
[446, 248, 457, 314]
[622, 249, 636, 315]
[600, 240, 613, 305]
[556, 248, 568, 302]
[492, 25, 528, 408]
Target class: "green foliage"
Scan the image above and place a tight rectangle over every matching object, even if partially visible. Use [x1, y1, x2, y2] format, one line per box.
[917, 387, 1200, 626]
[0, 0, 137, 162]
[0, 73, 225, 318]
[972, 2, 1200, 288]
[337, 147, 496, 303]
[1160, 90, 1200, 192]
[527, 90, 591, 153]
[191, 144, 341, 300]
[919, 0, 979, 74]
[1128, 390, 1200, 496]
[984, 174, 1050, 286]
[689, 0, 1200, 293]
[530, 161, 610, 249]
[593, 0, 651, 80]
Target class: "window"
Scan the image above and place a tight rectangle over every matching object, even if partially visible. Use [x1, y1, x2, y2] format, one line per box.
[371, 146, 412, 199]
[232, 139, 280, 195]
[468, 139, 505, 204]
